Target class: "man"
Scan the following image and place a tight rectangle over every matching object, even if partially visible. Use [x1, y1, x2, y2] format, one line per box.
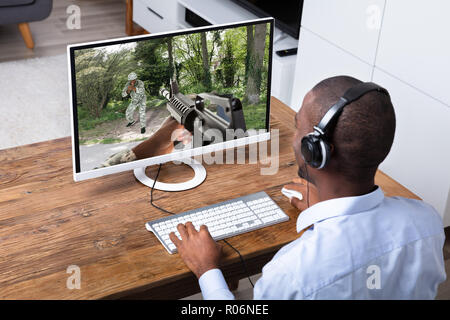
[168, 76, 447, 299]
[122, 72, 147, 134]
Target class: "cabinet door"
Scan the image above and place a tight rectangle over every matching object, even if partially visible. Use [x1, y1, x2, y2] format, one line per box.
[301, 0, 385, 64]
[133, 0, 177, 33]
[376, 0, 450, 106]
[374, 68, 450, 224]
[140, 0, 178, 25]
[290, 28, 373, 111]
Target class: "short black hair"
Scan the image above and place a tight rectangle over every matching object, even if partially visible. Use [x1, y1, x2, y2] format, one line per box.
[308, 76, 396, 181]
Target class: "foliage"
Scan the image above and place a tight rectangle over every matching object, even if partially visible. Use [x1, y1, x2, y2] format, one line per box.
[243, 103, 267, 129]
[77, 99, 128, 131]
[134, 38, 172, 96]
[75, 48, 136, 118]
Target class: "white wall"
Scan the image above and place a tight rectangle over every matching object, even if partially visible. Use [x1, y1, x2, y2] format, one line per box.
[291, 0, 450, 226]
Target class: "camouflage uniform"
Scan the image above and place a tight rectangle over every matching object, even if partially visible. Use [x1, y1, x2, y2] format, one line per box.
[122, 74, 147, 129]
[97, 149, 137, 168]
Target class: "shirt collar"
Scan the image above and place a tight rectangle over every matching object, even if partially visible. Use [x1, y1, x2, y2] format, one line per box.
[296, 186, 385, 233]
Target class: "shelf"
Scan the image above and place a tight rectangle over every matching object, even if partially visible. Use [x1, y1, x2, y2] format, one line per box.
[178, 0, 258, 24]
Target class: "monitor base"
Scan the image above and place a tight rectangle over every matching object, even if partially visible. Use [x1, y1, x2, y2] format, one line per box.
[133, 158, 207, 192]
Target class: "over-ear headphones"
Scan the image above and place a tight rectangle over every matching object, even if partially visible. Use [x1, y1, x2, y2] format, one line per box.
[300, 82, 390, 169]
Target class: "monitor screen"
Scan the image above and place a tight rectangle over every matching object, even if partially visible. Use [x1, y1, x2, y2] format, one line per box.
[68, 19, 273, 180]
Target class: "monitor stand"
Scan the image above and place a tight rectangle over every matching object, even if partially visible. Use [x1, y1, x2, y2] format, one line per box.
[133, 158, 207, 192]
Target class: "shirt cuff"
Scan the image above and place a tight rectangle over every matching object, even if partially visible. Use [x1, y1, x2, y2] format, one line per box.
[198, 269, 235, 300]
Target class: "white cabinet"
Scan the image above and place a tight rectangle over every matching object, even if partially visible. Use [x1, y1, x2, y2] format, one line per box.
[271, 51, 298, 107]
[133, 0, 178, 34]
[290, 28, 373, 111]
[374, 68, 450, 223]
[375, 0, 450, 106]
[301, 0, 385, 64]
[290, 0, 450, 226]
[177, 0, 257, 25]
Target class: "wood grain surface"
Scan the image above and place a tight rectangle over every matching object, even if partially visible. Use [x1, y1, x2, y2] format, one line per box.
[0, 97, 420, 299]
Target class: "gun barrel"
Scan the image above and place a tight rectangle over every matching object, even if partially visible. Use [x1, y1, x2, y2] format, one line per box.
[160, 88, 171, 100]
[161, 87, 197, 132]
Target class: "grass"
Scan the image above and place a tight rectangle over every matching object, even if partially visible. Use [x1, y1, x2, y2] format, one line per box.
[79, 136, 148, 145]
[242, 102, 267, 130]
[78, 100, 128, 131]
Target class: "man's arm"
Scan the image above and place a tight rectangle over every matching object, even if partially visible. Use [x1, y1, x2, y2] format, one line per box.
[131, 81, 145, 104]
[170, 222, 305, 300]
[135, 80, 145, 95]
[170, 179, 314, 300]
[96, 117, 190, 168]
[169, 223, 235, 300]
[198, 269, 235, 300]
[122, 81, 130, 98]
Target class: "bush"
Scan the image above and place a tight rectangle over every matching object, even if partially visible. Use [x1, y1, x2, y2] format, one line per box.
[78, 100, 128, 131]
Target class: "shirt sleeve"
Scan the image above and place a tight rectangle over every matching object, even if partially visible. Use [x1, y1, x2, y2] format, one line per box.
[198, 269, 235, 300]
[122, 81, 129, 98]
[131, 81, 145, 103]
[135, 80, 145, 95]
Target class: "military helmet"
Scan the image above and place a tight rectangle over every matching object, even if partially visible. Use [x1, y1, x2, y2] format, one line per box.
[128, 72, 138, 81]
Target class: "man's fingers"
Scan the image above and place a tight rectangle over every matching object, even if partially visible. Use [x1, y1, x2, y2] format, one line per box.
[182, 136, 192, 145]
[179, 130, 192, 144]
[199, 224, 213, 238]
[177, 223, 189, 240]
[185, 221, 197, 235]
[169, 232, 181, 247]
[290, 196, 306, 211]
[292, 177, 307, 185]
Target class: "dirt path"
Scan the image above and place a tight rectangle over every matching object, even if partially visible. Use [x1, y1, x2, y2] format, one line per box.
[80, 105, 170, 145]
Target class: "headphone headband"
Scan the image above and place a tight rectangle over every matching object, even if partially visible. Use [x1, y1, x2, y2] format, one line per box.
[316, 82, 389, 135]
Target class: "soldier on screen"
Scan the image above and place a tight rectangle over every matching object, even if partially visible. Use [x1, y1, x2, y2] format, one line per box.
[122, 72, 147, 134]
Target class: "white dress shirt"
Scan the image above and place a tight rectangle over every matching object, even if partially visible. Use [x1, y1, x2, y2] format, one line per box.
[198, 187, 446, 299]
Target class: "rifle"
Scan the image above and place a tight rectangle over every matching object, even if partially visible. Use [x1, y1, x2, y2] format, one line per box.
[160, 80, 247, 146]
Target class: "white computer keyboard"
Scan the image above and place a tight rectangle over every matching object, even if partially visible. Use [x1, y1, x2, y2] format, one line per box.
[146, 191, 289, 254]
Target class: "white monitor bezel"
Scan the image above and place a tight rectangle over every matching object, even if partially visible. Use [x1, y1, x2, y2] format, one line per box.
[67, 17, 274, 182]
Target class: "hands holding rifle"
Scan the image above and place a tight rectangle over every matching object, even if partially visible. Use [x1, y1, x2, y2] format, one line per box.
[127, 84, 136, 94]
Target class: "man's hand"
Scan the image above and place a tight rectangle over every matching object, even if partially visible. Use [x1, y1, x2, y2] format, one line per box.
[169, 222, 223, 279]
[283, 177, 319, 211]
[132, 117, 192, 159]
[127, 85, 136, 93]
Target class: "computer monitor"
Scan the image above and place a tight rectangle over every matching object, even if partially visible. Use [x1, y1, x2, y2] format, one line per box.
[67, 18, 274, 191]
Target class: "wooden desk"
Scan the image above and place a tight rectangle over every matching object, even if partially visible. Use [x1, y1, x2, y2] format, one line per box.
[0, 97, 419, 299]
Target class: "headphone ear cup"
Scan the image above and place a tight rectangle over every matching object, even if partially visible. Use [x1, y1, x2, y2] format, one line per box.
[301, 133, 323, 169]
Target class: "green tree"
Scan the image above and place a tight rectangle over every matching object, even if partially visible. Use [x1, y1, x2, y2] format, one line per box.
[134, 38, 171, 96]
[75, 48, 134, 118]
[245, 24, 267, 104]
[222, 37, 237, 88]
[200, 32, 212, 91]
